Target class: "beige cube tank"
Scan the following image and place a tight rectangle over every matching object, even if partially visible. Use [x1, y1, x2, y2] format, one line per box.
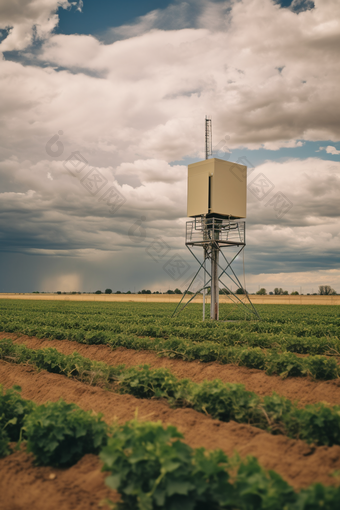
[187, 158, 247, 218]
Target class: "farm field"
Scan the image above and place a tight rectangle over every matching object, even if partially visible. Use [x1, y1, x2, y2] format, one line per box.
[1, 299, 340, 509]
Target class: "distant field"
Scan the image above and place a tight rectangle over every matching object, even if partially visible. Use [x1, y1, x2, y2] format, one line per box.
[1, 292, 339, 305]
[1, 300, 340, 507]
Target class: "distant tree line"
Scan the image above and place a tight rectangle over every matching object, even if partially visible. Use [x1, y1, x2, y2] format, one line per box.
[93, 288, 183, 295]
[254, 285, 337, 296]
[49, 285, 337, 296]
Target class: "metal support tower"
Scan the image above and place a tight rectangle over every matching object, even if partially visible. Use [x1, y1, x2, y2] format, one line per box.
[172, 217, 260, 320]
[210, 244, 219, 319]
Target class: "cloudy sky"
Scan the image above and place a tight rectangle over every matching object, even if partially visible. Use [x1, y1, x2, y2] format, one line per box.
[0, 0, 339, 294]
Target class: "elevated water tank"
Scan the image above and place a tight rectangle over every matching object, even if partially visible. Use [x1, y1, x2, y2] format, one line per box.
[187, 158, 247, 219]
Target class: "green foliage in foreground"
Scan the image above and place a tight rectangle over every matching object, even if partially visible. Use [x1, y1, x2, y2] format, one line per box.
[1, 386, 340, 509]
[101, 420, 296, 510]
[101, 419, 340, 510]
[24, 399, 108, 466]
[0, 385, 108, 466]
[2, 339, 340, 447]
[0, 384, 36, 450]
[0, 385, 35, 458]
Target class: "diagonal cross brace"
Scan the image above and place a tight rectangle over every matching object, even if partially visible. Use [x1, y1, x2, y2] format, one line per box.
[172, 242, 260, 319]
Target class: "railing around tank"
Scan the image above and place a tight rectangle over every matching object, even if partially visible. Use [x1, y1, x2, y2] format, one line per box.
[185, 217, 245, 246]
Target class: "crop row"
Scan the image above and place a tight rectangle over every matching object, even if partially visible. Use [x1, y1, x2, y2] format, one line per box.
[106, 333, 340, 379]
[3, 315, 339, 379]
[1, 338, 340, 447]
[3, 316, 340, 357]
[1, 300, 339, 360]
[1, 385, 340, 510]
[1, 300, 340, 335]
[2, 305, 340, 337]
[125, 324, 340, 355]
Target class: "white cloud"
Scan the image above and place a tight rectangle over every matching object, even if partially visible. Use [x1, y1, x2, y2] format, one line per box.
[318, 146, 340, 155]
[262, 140, 304, 150]
[116, 159, 186, 184]
[0, 0, 339, 169]
[246, 157, 340, 224]
[30, 0, 340, 152]
[0, 0, 74, 52]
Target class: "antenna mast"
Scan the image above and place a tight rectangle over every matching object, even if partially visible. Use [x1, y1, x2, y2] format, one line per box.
[205, 116, 212, 160]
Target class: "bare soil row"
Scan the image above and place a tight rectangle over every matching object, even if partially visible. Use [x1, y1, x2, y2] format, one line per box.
[1, 359, 340, 490]
[3, 332, 340, 406]
[0, 449, 116, 510]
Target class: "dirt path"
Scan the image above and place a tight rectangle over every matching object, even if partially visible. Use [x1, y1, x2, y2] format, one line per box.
[0, 449, 116, 510]
[1, 360, 340, 490]
[3, 332, 340, 407]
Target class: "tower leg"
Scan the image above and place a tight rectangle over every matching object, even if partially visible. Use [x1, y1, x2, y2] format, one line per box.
[203, 246, 207, 321]
[210, 245, 219, 320]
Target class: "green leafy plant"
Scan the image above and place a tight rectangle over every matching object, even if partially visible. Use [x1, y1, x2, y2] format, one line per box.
[285, 403, 340, 446]
[231, 455, 296, 510]
[102, 419, 335, 510]
[0, 384, 36, 441]
[101, 419, 236, 510]
[24, 399, 108, 466]
[293, 483, 340, 510]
